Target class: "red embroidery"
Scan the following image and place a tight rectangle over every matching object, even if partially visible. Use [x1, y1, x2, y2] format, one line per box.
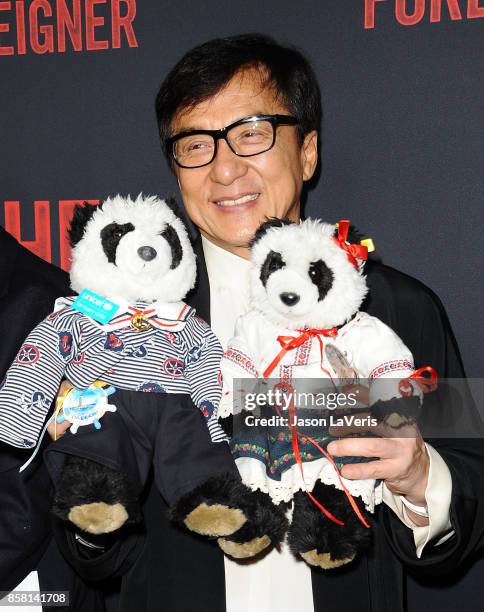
[224, 348, 258, 376]
[280, 365, 293, 384]
[295, 336, 312, 366]
[369, 360, 413, 379]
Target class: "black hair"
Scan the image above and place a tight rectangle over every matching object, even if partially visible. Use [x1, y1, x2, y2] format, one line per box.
[155, 33, 322, 166]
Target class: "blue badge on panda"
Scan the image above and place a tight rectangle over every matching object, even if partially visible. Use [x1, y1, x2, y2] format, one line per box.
[72, 290, 119, 324]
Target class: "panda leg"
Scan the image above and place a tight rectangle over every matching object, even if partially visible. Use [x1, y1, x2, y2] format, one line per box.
[51, 456, 142, 535]
[287, 484, 373, 570]
[217, 489, 289, 559]
[170, 473, 288, 558]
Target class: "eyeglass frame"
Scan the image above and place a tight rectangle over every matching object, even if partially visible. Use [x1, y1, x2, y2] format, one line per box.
[165, 114, 299, 169]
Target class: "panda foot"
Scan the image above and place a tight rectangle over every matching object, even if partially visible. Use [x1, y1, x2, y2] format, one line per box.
[51, 455, 142, 533]
[170, 473, 288, 555]
[218, 535, 271, 559]
[68, 502, 128, 535]
[288, 486, 372, 570]
[300, 549, 355, 569]
[215, 490, 288, 559]
[184, 503, 247, 536]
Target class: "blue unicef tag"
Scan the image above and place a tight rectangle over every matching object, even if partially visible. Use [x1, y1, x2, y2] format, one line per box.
[72, 290, 119, 324]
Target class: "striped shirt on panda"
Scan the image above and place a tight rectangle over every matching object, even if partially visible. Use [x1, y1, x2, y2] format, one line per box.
[0, 297, 226, 448]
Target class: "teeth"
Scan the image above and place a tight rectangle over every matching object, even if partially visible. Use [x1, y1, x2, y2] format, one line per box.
[215, 193, 259, 207]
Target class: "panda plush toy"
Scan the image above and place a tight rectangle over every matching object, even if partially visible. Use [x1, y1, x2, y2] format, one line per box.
[0, 195, 287, 555]
[217, 218, 435, 569]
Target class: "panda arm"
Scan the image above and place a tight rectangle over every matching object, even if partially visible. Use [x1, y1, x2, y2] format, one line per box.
[0, 317, 70, 448]
[218, 313, 261, 419]
[181, 318, 228, 442]
[343, 313, 417, 404]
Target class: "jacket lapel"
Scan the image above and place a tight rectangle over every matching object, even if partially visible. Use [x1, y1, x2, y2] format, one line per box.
[186, 234, 211, 325]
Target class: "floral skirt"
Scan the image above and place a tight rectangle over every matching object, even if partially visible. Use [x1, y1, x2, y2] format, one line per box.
[230, 407, 382, 511]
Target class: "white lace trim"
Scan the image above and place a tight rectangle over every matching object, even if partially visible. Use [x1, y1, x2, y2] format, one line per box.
[236, 456, 383, 512]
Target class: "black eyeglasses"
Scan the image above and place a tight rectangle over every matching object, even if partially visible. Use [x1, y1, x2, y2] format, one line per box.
[166, 114, 299, 169]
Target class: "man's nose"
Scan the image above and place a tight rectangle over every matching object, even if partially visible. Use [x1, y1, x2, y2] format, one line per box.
[208, 139, 248, 184]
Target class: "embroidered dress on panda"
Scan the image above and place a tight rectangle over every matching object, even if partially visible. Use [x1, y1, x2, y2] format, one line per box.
[217, 218, 429, 514]
[219, 309, 419, 511]
[0, 297, 226, 448]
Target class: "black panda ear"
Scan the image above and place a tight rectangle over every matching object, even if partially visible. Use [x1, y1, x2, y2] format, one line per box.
[163, 195, 185, 221]
[161, 224, 183, 269]
[250, 218, 295, 248]
[68, 202, 102, 247]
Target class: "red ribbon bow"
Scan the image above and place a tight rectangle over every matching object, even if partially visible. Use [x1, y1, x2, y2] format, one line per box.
[263, 327, 338, 378]
[334, 219, 368, 270]
[399, 366, 438, 397]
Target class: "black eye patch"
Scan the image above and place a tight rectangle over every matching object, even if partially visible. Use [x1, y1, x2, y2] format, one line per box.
[100, 222, 135, 264]
[260, 251, 286, 287]
[160, 224, 183, 269]
[308, 260, 334, 301]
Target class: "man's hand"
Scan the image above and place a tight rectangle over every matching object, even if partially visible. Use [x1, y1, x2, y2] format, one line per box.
[47, 380, 72, 441]
[327, 419, 430, 526]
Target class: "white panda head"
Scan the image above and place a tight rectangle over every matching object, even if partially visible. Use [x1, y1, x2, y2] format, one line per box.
[68, 194, 196, 303]
[249, 218, 368, 329]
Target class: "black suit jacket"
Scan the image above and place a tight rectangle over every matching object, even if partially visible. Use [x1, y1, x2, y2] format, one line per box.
[0, 227, 69, 377]
[50, 236, 484, 612]
[0, 228, 106, 610]
[0, 227, 70, 590]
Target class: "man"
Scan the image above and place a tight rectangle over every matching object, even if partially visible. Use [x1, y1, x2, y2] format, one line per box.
[0, 226, 106, 610]
[52, 34, 484, 611]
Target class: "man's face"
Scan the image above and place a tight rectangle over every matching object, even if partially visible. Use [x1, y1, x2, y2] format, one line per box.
[170, 69, 318, 258]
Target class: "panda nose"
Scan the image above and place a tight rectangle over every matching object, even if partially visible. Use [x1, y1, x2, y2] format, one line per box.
[280, 292, 300, 306]
[137, 246, 157, 261]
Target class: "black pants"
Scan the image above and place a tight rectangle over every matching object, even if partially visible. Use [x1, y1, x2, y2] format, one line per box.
[44, 388, 237, 507]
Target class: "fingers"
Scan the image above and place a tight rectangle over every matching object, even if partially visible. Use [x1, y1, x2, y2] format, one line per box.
[58, 379, 73, 395]
[47, 417, 71, 441]
[48, 380, 74, 441]
[329, 419, 419, 439]
[327, 434, 429, 491]
[339, 459, 394, 481]
[328, 437, 393, 459]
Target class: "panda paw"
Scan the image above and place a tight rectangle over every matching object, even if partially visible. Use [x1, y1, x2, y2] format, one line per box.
[288, 486, 372, 570]
[371, 396, 421, 429]
[213, 489, 288, 559]
[170, 474, 288, 558]
[51, 456, 141, 535]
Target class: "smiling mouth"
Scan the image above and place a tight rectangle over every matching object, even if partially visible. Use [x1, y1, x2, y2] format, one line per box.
[213, 193, 260, 207]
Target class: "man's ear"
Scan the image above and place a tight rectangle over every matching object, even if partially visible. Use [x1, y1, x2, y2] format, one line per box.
[301, 131, 318, 181]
